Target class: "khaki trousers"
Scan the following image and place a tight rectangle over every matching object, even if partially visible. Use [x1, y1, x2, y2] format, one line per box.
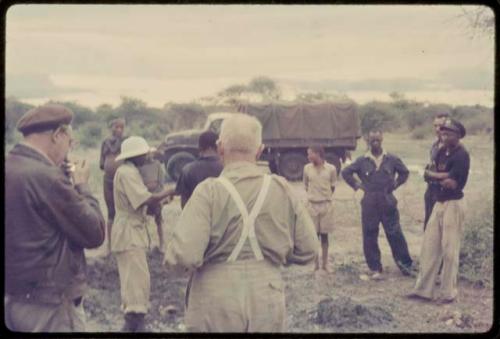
[115, 248, 150, 314]
[5, 295, 85, 332]
[185, 259, 285, 332]
[412, 199, 465, 300]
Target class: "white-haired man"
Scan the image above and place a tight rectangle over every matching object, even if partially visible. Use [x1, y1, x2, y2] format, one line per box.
[164, 114, 318, 332]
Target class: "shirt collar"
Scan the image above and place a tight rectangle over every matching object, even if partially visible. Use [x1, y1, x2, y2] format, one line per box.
[20, 141, 56, 165]
[365, 149, 387, 162]
[221, 161, 265, 178]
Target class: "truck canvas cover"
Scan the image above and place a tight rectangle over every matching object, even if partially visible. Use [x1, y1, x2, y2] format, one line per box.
[238, 101, 361, 141]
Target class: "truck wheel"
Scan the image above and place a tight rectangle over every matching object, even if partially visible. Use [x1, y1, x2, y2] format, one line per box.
[166, 151, 196, 182]
[325, 152, 341, 177]
[279, 152, 308, 181]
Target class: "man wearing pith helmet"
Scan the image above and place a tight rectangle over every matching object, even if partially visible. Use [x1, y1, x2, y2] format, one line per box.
[164, 113, 318, 332]
[407, 118, 470, 304]
[5, 104, 106, 332]
[112, 136, 173, 332]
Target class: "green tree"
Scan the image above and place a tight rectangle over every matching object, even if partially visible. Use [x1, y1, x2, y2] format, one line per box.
[248, 76, 281, 100]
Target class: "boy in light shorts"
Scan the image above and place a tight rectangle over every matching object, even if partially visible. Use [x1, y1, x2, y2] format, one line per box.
[303, 146, 337, 272]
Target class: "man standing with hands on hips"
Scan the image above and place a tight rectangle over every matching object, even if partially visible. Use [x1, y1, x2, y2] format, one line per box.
[342, 128, 415, 280]
[5, 104, 106, 332]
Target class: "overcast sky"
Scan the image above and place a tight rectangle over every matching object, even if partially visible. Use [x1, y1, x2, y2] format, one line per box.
[6, 4, 495, 108]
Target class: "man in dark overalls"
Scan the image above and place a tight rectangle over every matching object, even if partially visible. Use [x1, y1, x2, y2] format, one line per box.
[423, 112, 449, 230]
[342, 129, 414, 280]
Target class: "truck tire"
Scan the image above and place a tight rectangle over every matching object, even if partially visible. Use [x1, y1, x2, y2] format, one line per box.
[166, 151, 196, 182]
[325, 152, 342, 177]
[279, 151, 308, 181]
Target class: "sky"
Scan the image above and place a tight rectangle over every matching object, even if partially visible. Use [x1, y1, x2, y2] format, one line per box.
[5, 4, 495, 108]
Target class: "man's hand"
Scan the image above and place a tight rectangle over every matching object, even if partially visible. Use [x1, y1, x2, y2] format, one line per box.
[73, 159, 90, 185]
[355, 182, 365, 192]
[440, 178, 457, 190]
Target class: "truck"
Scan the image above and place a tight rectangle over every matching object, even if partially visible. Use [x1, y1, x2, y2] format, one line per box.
[158, 100, 361, 182]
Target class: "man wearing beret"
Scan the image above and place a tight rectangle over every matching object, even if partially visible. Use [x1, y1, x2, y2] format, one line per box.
[5, 104, 106, 332]
[407, 118, 470, 304]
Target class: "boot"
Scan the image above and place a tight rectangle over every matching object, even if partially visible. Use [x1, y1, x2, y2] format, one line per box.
[121, 312, 146, 332]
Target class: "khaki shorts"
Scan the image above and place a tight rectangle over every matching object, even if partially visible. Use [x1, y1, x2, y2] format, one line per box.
[115, 248, 150, 314]
[185, 259, 286, 332]
[307, 200, 335, 234]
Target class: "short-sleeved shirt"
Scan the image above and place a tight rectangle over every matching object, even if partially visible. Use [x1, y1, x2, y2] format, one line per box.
[175, 155, 223, 204]
[303, 162, 337, 203]
[435, 144, 470, 202]
[112, 162, 153, 252]
[164, 161, 319, 273]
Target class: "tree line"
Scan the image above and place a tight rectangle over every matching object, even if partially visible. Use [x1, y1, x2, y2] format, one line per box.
[5, 77, 493, 148]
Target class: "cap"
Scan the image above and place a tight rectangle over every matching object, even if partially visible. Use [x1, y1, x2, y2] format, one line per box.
[440, 118, 466, 139]
[17, 104, 74, 135]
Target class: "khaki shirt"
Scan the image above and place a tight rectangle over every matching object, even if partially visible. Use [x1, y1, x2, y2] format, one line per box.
[112, 162, 153, 252]
[303, 162, 337, 202]
[164, 161, 318, 273]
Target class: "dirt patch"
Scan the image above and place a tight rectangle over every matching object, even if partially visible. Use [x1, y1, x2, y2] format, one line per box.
[84, 249, 189, 332]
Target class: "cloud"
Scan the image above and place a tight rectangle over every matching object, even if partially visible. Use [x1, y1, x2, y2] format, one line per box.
[6, 73, 91, 99]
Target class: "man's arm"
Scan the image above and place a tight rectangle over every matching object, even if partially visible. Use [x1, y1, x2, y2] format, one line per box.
[164, 182, 212, 273]
[442, 150, 470, 190]
[99, 140, 107, 171]
[303, 166, 309, 191]
[424, 170, 450, 180]
[287, 193, 320, 265]
[330, 165, 337, 194]
[39, 173, 106, 249]
[341, 158, 363, 191]
[393, 156, 410, 190]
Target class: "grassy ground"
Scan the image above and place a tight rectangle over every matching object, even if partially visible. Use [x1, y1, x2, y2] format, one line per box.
[6, 131, 493, 332]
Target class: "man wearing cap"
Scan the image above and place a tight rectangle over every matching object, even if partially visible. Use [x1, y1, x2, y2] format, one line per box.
[423, 112, 449, 230]
[173, 130, 223, 209]
[164, 114, 318, 332]
[407, 119, 470, 304]
[111, 136, 173, 332]
[99, 118, 127, 254]
[5, 104, 106, 332]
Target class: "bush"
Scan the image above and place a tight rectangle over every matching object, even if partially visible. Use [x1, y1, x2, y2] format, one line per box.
[410, 125, 432, 140]
[77, 122, 104, 149]
[459, 200, 493, 287]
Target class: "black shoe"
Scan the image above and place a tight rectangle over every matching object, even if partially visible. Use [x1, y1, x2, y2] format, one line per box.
[122, 312, 146, 332]
[398, 262, 417, 277]
[405, 292, 432, 302]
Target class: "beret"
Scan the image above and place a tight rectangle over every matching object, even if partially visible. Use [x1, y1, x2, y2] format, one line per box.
[440, 118, 466, 139]
[17, 104, 74, 135]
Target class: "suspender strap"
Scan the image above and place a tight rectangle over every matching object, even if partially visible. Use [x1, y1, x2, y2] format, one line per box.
[217, 175, 272, 262]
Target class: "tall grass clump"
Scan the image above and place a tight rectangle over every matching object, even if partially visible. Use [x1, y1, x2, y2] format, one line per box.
[459, 199, 494, 287]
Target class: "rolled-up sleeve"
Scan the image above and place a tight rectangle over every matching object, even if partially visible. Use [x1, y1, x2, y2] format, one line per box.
[164, 181, 212, 273]
[119, 169, 152, 210]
